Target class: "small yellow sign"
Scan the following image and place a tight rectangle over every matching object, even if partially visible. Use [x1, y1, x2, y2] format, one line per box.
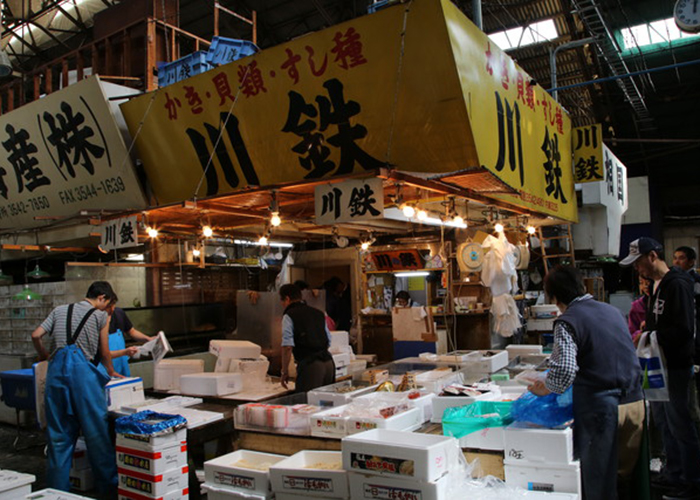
[573, 124, 604, 183]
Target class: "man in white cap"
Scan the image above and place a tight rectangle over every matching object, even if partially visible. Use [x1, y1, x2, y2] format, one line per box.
[621, 237, 700, 500]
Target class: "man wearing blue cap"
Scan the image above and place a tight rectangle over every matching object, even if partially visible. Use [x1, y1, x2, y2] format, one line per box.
[621, 237, 700, 500]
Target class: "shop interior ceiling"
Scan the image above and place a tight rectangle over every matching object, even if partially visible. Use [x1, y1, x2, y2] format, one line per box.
[2, 0, 699, 225]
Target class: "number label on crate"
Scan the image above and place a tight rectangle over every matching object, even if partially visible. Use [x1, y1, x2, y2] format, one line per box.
[350, 452, 415, 477]
[364, 483, 422, 500]
[282, 475, 333, 492]
[214, 471, 255, 490]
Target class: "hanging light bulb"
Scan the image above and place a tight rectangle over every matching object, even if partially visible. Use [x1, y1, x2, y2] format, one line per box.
[452, 215, 464, 226]
[361, 241, 370, 251]
[202, 226, 214, 238]
[147, 227, 159, 238]
[416, 208, 428, 221]
[495, 223, 504, 233]
[402, 204, 415, 218]
[270, 212, 282, 227]
[12, 285, 42, 301]
[527, 225, 536, 235]
[26, 263, 50, 280]
[192, 248, 201, 258]
[259, 235, 269, 246]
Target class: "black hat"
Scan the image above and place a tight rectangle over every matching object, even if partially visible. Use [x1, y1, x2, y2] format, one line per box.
[620, 237, 663, 266]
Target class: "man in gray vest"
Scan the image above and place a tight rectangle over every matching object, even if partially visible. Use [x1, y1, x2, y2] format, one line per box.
[529, 265, 643, 500]
[279, 283, 335, 392]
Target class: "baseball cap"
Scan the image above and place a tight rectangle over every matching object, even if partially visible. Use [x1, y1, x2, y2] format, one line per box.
[620, 237, 663, 266]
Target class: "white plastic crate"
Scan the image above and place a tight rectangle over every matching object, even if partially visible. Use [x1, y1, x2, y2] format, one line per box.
[504, 423, 574, 464]
[106, 377, 145, 411]
[116, 441, 188, 476]
[307, 380, 379, 407]
[117, 465, 188, 498]
[269, 450, 348, 498]
[342, 429, 457, 482]
[210, 340, 261, 359]
[348, 471, 449, 500]
[504, 460, 581, 495]
[179, 372, 243, 396]
[0, 469, 35, 499]
[153, 359, 204, 391]
[204, 449, 286, 495]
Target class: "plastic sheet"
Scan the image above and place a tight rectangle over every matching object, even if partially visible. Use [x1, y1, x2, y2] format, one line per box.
[442, 400, 514, 439]
[114, 410, 187, 436]
[511, 388, 573, 428]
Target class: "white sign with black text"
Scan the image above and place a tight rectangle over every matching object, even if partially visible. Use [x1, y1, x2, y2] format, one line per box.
[100, 215, 138, 251]
[315, 178, 384, 225]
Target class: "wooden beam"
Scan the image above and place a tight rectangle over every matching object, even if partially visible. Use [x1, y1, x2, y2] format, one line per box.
[1, 244, 96, 253]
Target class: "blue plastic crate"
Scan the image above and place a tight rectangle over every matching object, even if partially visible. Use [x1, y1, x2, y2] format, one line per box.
[0, 368, 35, 411]
[157, 51, 214, 88]
[205, 37, 259, 66]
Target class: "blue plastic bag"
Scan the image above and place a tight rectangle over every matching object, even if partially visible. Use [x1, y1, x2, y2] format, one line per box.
[511, 387, 573, 428]
[115, 410, 187, 436]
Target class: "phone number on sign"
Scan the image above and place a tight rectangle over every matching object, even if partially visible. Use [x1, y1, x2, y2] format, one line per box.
[59, 176, 126, 205]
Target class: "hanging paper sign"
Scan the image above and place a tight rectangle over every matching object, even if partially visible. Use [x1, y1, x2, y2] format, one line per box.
[100, 215, 138, 251]
[315, 177, 384, 225]
[371, 249, 422, 271]
[573, 124, 604, 183]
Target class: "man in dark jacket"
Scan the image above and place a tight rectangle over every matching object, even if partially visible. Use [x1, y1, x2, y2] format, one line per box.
[279, 283, 335, 392]
[529, 265, 643, 500]
[622, 238, 700, 500]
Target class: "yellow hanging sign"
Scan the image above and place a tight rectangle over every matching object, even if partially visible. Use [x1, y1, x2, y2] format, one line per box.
[573, 124, 604, 183]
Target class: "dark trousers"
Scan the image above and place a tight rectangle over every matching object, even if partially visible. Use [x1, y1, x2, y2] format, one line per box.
[295, 358, 335, 393]
[573, 385, 622, 500]
[651, 367, 700, 485]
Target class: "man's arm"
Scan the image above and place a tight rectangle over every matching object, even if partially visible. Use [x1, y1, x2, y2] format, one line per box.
[281, 346, 293, 389]
[99, 322, 122, 378]
[31, 326, 49, 361]
[127, 328, 153, 343]
[532, 321, 578, 396]
[280, 314, 295, 389]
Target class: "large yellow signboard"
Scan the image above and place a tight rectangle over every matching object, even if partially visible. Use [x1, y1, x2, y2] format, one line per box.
[121, 0, 576, 221]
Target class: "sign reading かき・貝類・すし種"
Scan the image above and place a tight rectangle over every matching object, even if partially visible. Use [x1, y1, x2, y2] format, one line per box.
[0, 76, 145, 230]
[100, 215, 138, 251]
[315, 178, 383, 225]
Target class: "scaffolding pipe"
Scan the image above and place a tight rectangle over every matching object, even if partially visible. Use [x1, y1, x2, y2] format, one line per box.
[473, 0, 482, 30]
[550, 37, 595, 102]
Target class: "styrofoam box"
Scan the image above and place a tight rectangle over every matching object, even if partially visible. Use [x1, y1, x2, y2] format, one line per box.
[431, 391, 499, 423]
[205, 450, 286, 495]
[310, 405, 349, 438]
[347, 360, 367, 375]
[122, 396, 203, 415]
[348, 471, 449, 500]
[116, 427, 187, 452]
[26, 489, 92, 500]
[436, 351, 478, 363]
[0, 469, 34, 499]
[332, 352, 351, 368]
[342, 429, 457, 482]
[69, 467, 94, 492]
[269, 450, 348, 498]
[347, 405, 423, 435]
[504, 460, 581, 495]
[106, 377, 145, 411]
[504, 423, 574, 464]
[210, 340, 261, 359]
[117, 441, 188, 476]
[335, 365, 349, 378]
[179, 372, 243, 396]
[356, 391, 435, 424]
[153, 359, 204, 391]
[117, 487, 189, 500]
[330, 331, 349, 349]
[117, 465, 189, 498]
[527, 319, 556, 332]
[459, 426, 505, 451]
[307, 380, 379, 407]
[203, 483, 273, 500]
[506, 345, 544, 360]
[72, 437, 89, 470]
[463, 351, 509, 373]
[415, 369, 461, 394]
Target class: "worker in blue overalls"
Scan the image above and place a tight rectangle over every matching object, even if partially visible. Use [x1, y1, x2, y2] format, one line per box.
[99, 304, 153, 377]
[31, 281, 121, 493]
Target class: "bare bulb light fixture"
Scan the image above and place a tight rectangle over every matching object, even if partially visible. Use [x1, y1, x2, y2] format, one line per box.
[259, 235, 269, 246]
[495, 223, 504, 233]
[527, 225, 536, 235]
[402, 204, 415, 218]
[147, 227, 159, 238]
[202, 226, 214, 238]
[270, 212, 281, 227]
[417, 208, 428, 221]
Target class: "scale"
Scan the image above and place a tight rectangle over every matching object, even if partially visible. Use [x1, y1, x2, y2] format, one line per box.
[456, 241, 484, 274]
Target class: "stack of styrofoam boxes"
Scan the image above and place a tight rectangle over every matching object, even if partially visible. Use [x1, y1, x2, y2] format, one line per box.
[69, 437, 94, 492]
[153, 359, 204, 392]
[106, 377, 145, 411]
[0, 469, 35, 498]
[116, 419, 189, 499]
[26, 489, 92, 499]
[203, 449, 286, 499]
[179, 372, 243, 397]
[342, 429, 459, 500]
[431, 382, 502, 423]
[210, 340, 264, 392]
[270, 450, 348, 500]
[503, 422, 581, 496]
[330, 331, 352, 379]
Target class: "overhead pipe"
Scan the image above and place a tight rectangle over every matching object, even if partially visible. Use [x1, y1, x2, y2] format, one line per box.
[473, 0, 482, 30]
[550, 37, 595, 102]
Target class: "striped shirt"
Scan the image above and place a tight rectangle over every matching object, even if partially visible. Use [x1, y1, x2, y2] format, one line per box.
[40, 300, 108, 361]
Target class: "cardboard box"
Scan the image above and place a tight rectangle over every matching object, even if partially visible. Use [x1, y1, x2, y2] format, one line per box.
[210, 340, 261, 359]
[117, 487, 189, 500]
[504, 423, 574, 464]
[202, 483, 272, 499]
[117, 442, 188, 476]
[269, 450, 348, 498]
[504, 460, 581, 495]
[330, 331, 349, 349]
[26, 489, 92, 499]
[0, 469, 35, 499]
[106, 377, 145, 411]
[348, 471, 449, 500]
[342, 429, 457, 482]
[179, 372, 243, 396]
[347, 406, 423, 435]
[153, 359, 204, 391]
[307, 380, 379, 407]
[459, 426, 505, 451]
[463, 450, 505, 480]
[117, 466, 189, 498]
[204, 450, 286, 495]
[116, 427, 187, 453]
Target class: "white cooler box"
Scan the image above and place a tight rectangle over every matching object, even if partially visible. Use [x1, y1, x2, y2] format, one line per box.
[26, 490, 91, 500]
[504, 423, 574, 464]
[431, 392, 499, 423]
[117, 465, 189, 498]
[330, 331, 349, 350]
[153, 359, 204, 391]
[506, 345, 544, 360]
[348, 471, 449, 500]
[463, 351, 508, 373]
[307, 380, 379, 407]
[117, 427, 187, 452]
[269, 450, 348, 499]
[458, 426, 505, 451]
[210, 340, 261, 359]
[0, 470, 35, 499]
[504, 460, 581, 495]
[179, 372, 243, 396]
[205, 449, 286, 496]
[69, 467, 94, 492]
[106, 377, 145, 411]
[116, 441, 188, 476]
